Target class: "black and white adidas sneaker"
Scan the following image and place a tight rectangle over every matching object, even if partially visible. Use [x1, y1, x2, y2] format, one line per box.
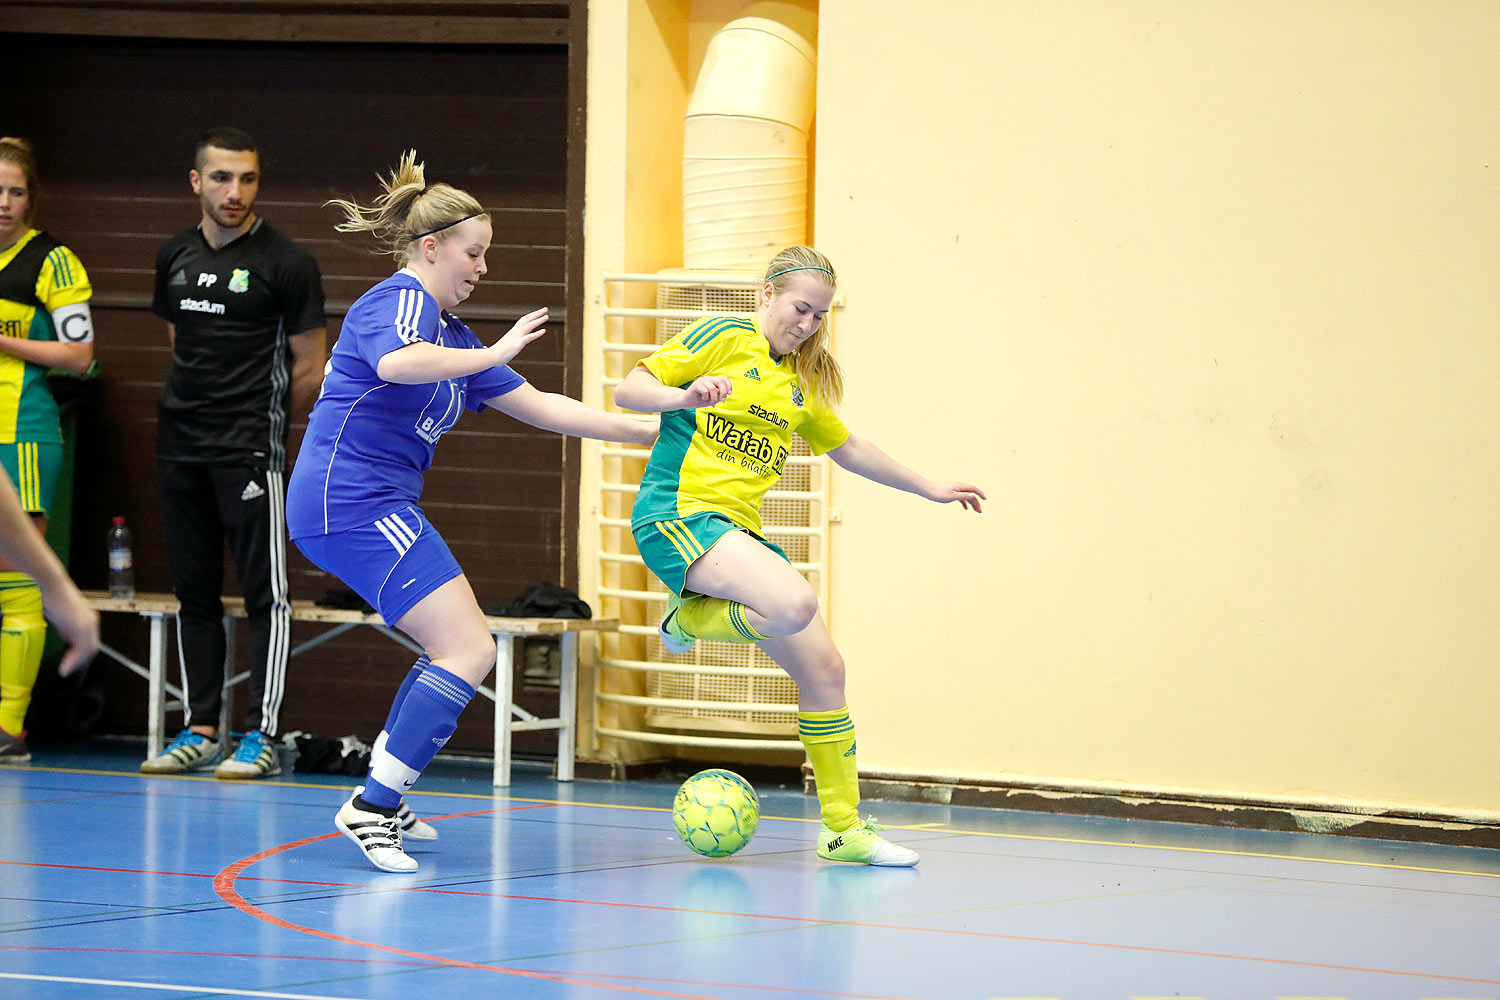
[334, 793, 417, 872]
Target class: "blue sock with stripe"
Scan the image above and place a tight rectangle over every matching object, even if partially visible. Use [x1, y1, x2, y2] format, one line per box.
[382, 656, 429, 734]
[362, 662, 475, 810]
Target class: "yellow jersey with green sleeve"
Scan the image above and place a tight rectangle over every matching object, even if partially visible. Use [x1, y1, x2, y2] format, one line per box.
[0, 229, 92, 445]
[631, 314, 849, 536]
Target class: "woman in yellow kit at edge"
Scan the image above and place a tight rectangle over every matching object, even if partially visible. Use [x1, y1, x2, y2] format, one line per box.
[0, 138, 96, 764]
[615, 245, 985, 866]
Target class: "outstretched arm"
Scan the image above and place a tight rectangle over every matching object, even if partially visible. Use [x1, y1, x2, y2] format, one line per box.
[613, 365, 732, 413]
[828, 433, 985, 512]
[487, 382, 658, 445]
[377, 307, 549, 384]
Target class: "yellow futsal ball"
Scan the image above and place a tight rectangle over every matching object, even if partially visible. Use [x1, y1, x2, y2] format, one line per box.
[672, 768, 760, 858]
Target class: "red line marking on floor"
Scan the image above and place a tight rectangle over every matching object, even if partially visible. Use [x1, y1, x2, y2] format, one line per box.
[25, 796, 1490, 993]
[213, 804, 729, 1000]
[381, 886, 1500, 987]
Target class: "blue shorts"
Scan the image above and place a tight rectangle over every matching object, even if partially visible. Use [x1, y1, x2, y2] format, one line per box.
[633, 512, 788, 597]
[292, 506, 462, 626]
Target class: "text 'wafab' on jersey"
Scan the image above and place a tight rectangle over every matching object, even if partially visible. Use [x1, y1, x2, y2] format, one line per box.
[152, 218, 325, 470]
[631, 314, 849, 537]
[284, 271, 525, 538]
[0, 229, 92, 445]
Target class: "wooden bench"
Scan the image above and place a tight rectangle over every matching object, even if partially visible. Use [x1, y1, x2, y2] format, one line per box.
[83, 591, 616, 787]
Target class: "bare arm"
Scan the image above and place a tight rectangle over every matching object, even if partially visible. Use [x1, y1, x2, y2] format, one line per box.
[613, 364, 733, 413]
[0, 477, 99, 675]
[0, 300, 96, 374]
[376, 307, 549, 384]
[487, 382, 658, 445]
[828, 433, 986, 512]
[287, 326, 327, 416]
[0, 337, 92, 374]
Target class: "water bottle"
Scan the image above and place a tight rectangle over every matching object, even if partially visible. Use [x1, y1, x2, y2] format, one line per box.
[107, 515, 135, 599]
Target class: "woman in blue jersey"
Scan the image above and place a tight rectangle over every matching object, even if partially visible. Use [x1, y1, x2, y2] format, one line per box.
[615, 245, 985, 867]
[286, 152, 655, 872]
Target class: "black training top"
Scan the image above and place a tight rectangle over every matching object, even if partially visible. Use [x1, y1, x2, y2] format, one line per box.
[152, 218, 325, 470]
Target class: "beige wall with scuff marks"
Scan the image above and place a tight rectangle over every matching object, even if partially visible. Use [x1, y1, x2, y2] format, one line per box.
[583, 0, 1500, 817]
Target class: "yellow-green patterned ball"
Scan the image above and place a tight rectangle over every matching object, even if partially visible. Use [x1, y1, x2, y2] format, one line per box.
[672, 769, 760, 858]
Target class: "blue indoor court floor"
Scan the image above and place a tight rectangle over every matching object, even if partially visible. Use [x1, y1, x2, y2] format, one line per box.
[2, 741, 1499, 1000]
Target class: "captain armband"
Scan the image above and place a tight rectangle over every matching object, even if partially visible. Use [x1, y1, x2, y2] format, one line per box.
[51, 302, 94, 344]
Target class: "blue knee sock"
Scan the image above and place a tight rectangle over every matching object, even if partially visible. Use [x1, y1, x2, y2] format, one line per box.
[382, 655, 429, 734]
[362, 662, 474, 810]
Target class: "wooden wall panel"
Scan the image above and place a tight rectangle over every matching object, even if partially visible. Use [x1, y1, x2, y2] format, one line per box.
[13, 31, 572, 753]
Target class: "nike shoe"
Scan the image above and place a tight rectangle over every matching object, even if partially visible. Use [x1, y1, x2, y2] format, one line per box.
[817, 817, 920, 867]
[658, 593, 694, 655]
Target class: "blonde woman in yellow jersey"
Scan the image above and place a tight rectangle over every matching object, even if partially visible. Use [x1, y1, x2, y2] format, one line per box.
[616, 246, 985, 866]
[0, 138, 95, 764]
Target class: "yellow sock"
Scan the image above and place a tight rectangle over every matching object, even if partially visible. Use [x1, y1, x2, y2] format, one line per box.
[0, 581, 46, 735]
[675, 595, 766, 644]
[799, 706, 860, 832]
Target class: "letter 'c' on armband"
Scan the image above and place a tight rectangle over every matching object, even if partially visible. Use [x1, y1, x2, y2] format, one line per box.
[51, 302, 94, 344]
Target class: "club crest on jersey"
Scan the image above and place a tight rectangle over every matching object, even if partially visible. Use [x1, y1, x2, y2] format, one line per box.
[744, 367, 761, 381]
[228, 268, 250, 293]
[790, 382, 804, 407]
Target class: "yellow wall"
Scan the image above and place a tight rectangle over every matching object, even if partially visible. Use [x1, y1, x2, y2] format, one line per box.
[584, 0, 1500, 817]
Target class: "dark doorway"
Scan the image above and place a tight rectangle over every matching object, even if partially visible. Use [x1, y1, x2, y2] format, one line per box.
[11, 32, 572, 750]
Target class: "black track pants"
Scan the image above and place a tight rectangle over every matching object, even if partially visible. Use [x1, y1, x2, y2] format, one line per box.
[156, 461, 291, 737]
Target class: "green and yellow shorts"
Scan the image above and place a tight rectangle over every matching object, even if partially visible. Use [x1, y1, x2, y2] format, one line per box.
[1, 441, 62, 515]
[633, 511, 789, 597]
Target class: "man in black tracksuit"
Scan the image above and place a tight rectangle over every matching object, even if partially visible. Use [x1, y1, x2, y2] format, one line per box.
[141, 127, 326, 779]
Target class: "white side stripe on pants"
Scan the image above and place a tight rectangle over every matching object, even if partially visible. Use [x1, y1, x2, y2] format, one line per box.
[261, 468, 292, 738]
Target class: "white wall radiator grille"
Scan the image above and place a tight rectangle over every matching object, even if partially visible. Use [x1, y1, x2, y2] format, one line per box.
[593, 270, 834, 752]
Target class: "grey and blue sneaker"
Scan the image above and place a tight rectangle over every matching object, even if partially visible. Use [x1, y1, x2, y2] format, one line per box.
[140, 729, 222, 774]
[215, 730, 281, 780]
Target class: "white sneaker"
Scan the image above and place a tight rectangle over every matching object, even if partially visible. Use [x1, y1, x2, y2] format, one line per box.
[397, 801, 438, 841]
[215, 730, 281, 780]
[140, 730, 222, 774]
[335, 794, 417, 873]
[817, 817, 920, 867]
[356, 785, 437, 841]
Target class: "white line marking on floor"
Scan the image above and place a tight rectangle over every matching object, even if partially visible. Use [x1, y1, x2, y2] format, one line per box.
[0, 972, 372, 1000]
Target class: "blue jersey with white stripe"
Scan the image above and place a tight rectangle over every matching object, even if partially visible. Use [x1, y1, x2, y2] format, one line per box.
[286, 271, 524, 537]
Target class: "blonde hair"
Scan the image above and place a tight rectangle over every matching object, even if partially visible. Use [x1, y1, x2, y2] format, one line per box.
[0, 137, 38, 225]
[764, 245, 843, 407]
[326, 149, 487, 260]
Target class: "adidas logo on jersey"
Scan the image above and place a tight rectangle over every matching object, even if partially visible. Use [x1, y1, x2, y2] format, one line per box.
[240, 480, 266, 501]
[170, 269, 187, 286]
[744, 367, 761, 381]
